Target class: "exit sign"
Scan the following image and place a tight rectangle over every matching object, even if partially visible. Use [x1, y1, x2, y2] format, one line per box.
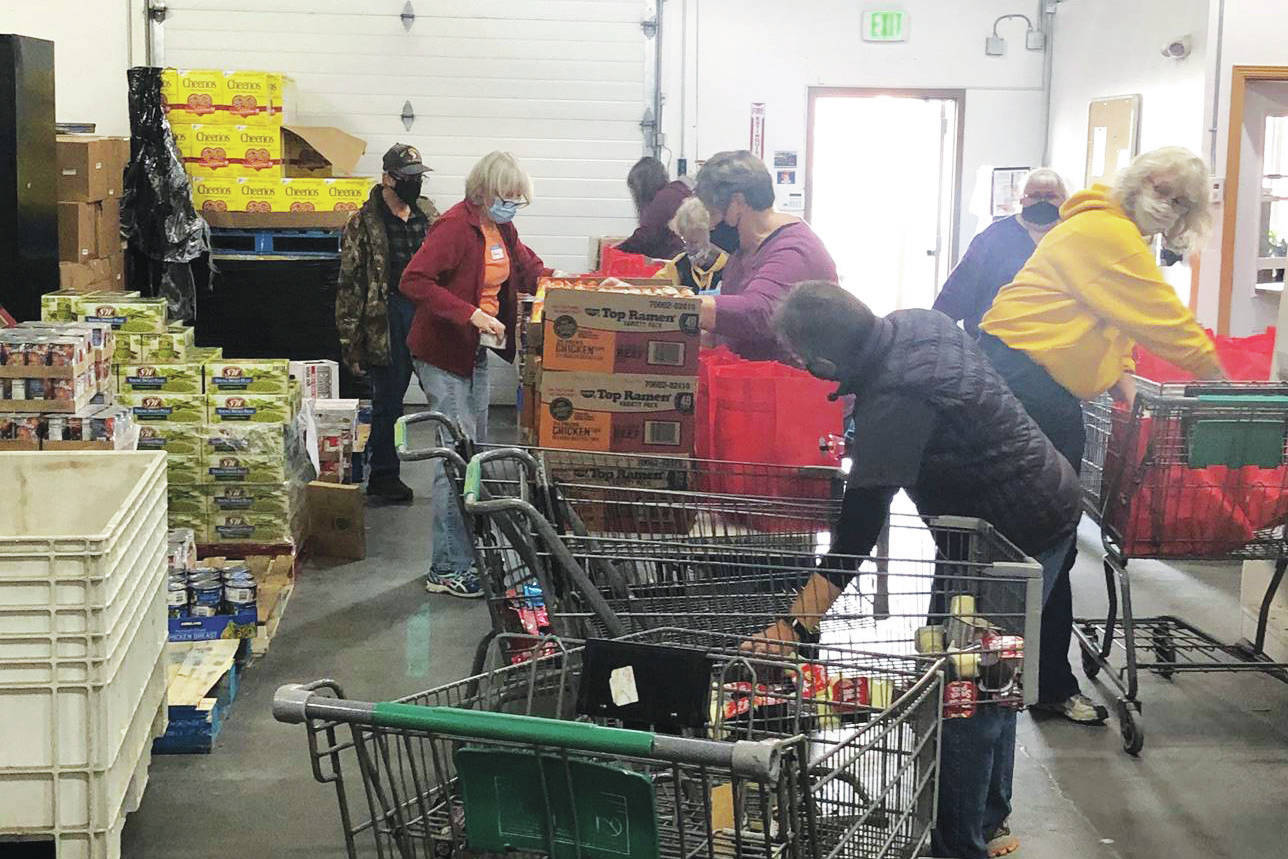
[862, 9, 907, 42]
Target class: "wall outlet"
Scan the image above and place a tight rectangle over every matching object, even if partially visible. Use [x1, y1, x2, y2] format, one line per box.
[985, 35, 1006, 56]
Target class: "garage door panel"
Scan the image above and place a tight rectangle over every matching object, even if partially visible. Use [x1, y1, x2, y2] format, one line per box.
[294, 113, 639, 144]
[296, 93, 643, 124]
[351, 134, 645, 165]
[408, 155, 634, 182]
[285, 72, 640, 103]
[167, 0, 642, 24]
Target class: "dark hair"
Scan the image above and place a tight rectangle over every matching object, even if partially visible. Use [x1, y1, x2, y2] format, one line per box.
[773, 281, 877, 361]
[627, 157, 670, 214]
[694, 150, 776, 212]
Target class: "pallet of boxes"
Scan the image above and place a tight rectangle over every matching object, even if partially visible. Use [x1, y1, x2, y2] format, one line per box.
[55, 133, 130, 294]
[161, 68, 371, 224]
[520, 277, 700, 533]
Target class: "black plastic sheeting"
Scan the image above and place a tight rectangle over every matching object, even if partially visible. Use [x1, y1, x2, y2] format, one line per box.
[122, 66, 209, 322]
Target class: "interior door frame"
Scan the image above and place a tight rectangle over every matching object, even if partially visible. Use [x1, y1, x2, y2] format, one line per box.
[805, 86, 967, 268]
[1217, 65, 1288, 335]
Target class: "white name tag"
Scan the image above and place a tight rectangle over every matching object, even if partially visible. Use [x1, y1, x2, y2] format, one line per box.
[489, 244, 505, 261]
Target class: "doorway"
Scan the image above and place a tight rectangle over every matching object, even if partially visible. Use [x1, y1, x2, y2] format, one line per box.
[806, 88, 963, 316]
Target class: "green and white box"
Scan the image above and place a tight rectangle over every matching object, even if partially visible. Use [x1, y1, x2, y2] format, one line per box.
[119, 392, 206, 424]
[118, 361, 203, 394]
[205, 359, 290, 394]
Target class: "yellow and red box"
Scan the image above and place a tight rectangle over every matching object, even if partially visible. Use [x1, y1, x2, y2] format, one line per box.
[536, 370, 696, 454]
[541, 288, 701, 375]
[176, 124, 281, 177]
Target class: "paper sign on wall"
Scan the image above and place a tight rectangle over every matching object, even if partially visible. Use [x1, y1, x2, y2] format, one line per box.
[1090, 126, 1108, 178]
[749, 103, 766, 160]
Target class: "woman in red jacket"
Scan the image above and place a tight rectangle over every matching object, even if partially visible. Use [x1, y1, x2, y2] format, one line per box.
[399, 151, 547, 597]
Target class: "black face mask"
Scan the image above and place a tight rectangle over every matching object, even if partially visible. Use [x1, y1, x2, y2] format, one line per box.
[393, 176, 423, 205]
[710, 222, 740, 253]
[1021, 200, 1060, 226]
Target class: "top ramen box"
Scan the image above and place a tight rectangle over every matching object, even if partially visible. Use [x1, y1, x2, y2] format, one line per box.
[542, 288, 701, 375]
[536, 370, 696, 455]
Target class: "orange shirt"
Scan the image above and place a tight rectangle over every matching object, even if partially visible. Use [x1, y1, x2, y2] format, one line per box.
[478, 220, 510, 317]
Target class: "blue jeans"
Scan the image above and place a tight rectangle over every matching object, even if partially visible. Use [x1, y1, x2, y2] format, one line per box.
[413, 348, 490, 574]
[932, 705, 1017, 859]
[367, 292, 416, 481]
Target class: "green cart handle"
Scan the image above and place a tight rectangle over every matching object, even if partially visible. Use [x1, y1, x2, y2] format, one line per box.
[395, 411, 466, 462]
[274, 684, 783, 781]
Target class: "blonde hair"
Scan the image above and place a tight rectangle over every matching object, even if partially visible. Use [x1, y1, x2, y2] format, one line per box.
[669, 196, 711, 242]
[1111, 146, 1212, 252]
[465, 151, 533, 206]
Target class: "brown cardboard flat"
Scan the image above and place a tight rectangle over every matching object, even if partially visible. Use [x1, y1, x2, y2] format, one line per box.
[282, 126, 366, 178]
[542, 288, 701, 375]
[96, 197, 121, 258]
[202, 210, 356, 230]
[106, 252, 125, 288]
[60, 259, 107, 291]
[307, 481, 366, 560]
[58, 202, 97, 261]
[56, 135, 127, 202]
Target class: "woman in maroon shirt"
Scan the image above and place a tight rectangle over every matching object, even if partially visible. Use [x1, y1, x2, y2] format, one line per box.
[616, 156, 692, 259]
[693, 151, 838, 362]
[399, 151, 547, 597]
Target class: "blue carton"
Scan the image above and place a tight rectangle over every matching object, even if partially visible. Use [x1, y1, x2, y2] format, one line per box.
[167, 605, 258, 642]
[154, 661, 240, 755]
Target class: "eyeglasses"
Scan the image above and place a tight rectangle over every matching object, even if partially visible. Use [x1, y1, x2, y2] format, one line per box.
[500, 197, 529, 209]
[1148, 180, 1191, 212]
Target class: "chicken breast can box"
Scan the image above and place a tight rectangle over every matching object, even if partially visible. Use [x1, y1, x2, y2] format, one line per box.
[536, 370, 696, 454]
[542, 452, 695, 533]
[541, 288, 701, 375]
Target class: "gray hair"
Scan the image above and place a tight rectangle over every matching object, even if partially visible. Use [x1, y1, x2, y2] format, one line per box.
[669, 196, 711, 241]
[465, 151, 533, 207]
[1024, 167, 1068, 197]
[1111, 146, 1211, 252]
[693, 150, 775, 213]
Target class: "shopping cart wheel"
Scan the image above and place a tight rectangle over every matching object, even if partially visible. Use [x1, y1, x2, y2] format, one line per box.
[1151, 625, 1177, 680]
[1079, 624, 1102, 680]
[1116, 696, 1144, 756]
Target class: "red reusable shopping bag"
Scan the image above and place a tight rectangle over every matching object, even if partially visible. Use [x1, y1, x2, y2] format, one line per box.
[695, 346, 742, 460]
[1133, 328, 1275, 383]
[597, 246, 666, 278]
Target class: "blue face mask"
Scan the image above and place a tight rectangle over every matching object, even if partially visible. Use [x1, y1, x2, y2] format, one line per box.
[488, 198, 519, 224]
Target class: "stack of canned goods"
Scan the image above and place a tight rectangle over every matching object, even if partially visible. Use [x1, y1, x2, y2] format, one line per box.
[167, 564, 258, 619]
[0, 336, 83, 401]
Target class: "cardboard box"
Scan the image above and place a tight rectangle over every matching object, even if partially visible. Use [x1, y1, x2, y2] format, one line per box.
[168, 485, 208, 521]
[119, 392, 206, 424]
[190, 176, 238, 214]
[202, 447, 289, 484]
[60, 258, 120, 292]
[161, 68, 224, 124]
[222, 70, 283, 125]
[41, 289, 83, 321]
[207, 510, 293, 544]
[207, 393, 292, 424]
[536, 370, 696, 454]
[141, 324, 196, 362]
[543, 453, 695, 534]
[281, 126, 366, 178]
[178, 124, 280, 177]
[58, 202, 97, 262]
[542, 288, 701, 375]
[97, 196, 121, 258]
[205, 483, 292, 517]
[307, 481, 366, 560]
[290, 359, 340, 398]
[206, 358, 290, 394]
[119, 361, 203, 394]
[137, 422, 204, 457]
[56, 135, 127, 202]
[74, 294, 167, 332]
[167, 454, 206, 486]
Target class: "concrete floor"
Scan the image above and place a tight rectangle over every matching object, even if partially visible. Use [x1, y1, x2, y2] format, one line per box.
[121, 410, 1288, 858]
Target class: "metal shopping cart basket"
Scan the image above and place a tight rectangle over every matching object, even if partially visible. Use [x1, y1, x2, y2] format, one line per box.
[1076, 379, 1288, 754]
[274, 629, 945, 859]
[460, 454, 1045, 710]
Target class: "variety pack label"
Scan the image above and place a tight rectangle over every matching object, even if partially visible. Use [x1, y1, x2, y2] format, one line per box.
[542, 288, 701, 375]
[537, 370, 696, 454]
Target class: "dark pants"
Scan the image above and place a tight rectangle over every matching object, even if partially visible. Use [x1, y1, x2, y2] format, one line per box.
[932, 706, 1016, 859]
[367, 291, 416, 482]
[980, 334, 1084, 704]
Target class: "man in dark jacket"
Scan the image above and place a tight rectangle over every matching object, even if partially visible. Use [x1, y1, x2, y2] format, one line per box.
[336, 143, 439, 502]
[761, 281, 1081, 859]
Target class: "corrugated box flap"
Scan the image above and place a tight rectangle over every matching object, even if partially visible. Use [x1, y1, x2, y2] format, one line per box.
[282, 125, 366, 175]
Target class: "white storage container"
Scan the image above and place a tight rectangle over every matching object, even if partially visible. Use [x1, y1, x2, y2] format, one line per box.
[0, 452, 169, 850]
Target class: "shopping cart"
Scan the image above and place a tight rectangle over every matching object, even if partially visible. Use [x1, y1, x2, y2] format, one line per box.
[461, 453, 1045, 709]
[1075, 379, 1288, 754]
[274, 629, 945, 859]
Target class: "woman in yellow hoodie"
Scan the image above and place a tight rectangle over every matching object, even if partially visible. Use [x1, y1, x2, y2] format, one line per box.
[979, 146, 1224, 725]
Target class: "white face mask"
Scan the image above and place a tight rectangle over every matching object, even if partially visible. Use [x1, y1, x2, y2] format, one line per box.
[1132, 185, 1185, 239]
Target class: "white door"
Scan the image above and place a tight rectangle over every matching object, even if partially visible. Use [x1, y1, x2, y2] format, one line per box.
[156, 0, 655, 274]
[808, 90, 961, 317]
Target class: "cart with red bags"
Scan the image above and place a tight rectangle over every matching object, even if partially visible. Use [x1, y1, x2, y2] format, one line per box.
[1077, 378, 1288, 754]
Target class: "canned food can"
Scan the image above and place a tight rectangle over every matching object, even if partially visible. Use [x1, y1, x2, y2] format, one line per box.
[10, 378, 25, 400]
[46, 416, 65, 442]
[224, 574, 257, 608]
[166, 580, 189, 607]
[190, 577, 223, 611]
[943, 679, 978, 719]
[190, 604, 219, 618]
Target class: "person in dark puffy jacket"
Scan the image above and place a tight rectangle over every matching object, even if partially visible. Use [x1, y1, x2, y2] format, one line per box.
[754, 281, 1081, 859]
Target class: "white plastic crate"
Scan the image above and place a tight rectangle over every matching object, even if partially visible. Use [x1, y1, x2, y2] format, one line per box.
[0, 451, 167, 628]
[0, 640, 167, 846]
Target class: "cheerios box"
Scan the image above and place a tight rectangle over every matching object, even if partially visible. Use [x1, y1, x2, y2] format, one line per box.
[542, 288, 701, 375]
[222, 70, 284, 126]
[161, 68, 224, 124]
[178, 124, 280, 177]
[536, 370, 696, 454]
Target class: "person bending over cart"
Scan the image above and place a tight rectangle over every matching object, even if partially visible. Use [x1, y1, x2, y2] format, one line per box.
[756, 281, 1082, 859]
[979, 146, 1226, 725]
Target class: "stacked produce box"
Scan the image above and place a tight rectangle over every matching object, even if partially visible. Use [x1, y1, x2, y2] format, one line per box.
[55, 134, 130, 293]
[161, 68, 371, 213]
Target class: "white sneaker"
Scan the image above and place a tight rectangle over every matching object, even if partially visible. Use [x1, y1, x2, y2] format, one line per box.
[1036, 693, 1108, 724]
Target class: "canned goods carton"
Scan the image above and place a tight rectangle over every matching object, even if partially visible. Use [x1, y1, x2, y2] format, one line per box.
[204, 483, 292, 518]
[167, 454, 206, 487]
[166, 508, 208, 542]
[202, 448, 289, 484]
[75, 294, 168, 333]
[207, 510, 293, 544]
[205, 359, 290, 394]
[118, 361, 203, 394]
[542, 288, 701, 375]
[40, 289, 84, 322]
[119, 392, 206, 423]
[140, 324, 196, 362]
[205, 422, 287, 456]
[207, 393, 292, 424]
[536, 370, 696, 454]
[137, 422, 203, 456]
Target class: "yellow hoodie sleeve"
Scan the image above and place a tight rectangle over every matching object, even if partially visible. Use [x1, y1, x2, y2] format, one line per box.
[1078, 247, 1222, 377]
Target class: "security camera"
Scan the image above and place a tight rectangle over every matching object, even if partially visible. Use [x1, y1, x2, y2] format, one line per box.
[1162, 35, 1192, 59]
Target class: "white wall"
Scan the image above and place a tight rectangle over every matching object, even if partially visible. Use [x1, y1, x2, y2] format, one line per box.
[1045, 0, 1211, 308]
[0, 1, 146, 137]
[1197, 0, 1288, 335]
[661, 0, 1047, 258]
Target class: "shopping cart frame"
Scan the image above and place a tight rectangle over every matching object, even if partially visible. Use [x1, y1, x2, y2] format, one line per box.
[275, 629, 947, 859]
[1076, 381, 1288, 755]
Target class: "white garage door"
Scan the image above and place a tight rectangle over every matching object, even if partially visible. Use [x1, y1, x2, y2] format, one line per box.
[158, 0, 655, 274]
